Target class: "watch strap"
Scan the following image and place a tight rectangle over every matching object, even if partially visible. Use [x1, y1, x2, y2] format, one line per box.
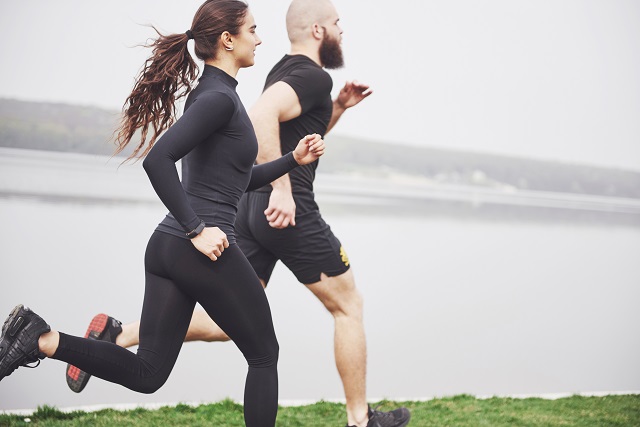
[186, 220, 206, 239]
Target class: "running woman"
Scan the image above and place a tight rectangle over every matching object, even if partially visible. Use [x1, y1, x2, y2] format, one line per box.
[0, 1, 325, 426]
[65, 1, 410, 426]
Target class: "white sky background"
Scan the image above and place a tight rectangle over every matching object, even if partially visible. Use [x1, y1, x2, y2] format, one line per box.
[0, 0, 639, 171]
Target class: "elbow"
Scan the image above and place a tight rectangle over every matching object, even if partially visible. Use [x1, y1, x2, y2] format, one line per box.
[142, 152, 158, 176]
[142, 154, 163, 186]
[142, 154, 153, 172]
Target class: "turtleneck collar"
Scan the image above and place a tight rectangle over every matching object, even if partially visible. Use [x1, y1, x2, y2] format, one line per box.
[201, 64, 238, 88]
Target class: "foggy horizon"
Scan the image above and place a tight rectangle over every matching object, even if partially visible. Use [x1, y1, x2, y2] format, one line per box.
[1, 0, 639, 171]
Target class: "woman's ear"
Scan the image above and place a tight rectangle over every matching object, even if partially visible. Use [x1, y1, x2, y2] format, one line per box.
[220, 31, 234, 51]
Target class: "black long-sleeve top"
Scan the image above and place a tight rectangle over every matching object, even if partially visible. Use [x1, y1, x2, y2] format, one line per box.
[143, 65, 299, 244]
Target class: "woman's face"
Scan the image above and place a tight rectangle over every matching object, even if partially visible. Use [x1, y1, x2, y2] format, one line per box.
[233, 11, 262, 68]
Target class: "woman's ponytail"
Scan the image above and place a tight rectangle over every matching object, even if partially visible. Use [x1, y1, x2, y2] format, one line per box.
[112, 0, 248, 162]
[114, 29, 197, 162]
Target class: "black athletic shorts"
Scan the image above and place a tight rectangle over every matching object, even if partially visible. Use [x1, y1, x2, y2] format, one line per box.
[236, 190, 351, 285]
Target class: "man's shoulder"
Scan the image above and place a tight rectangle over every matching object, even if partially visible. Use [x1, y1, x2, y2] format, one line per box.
[269, 55, 331, 81]
[275, 54, 318, 67]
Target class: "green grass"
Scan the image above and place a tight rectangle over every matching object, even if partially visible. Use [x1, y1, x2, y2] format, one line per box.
[1, 395, 639, 426]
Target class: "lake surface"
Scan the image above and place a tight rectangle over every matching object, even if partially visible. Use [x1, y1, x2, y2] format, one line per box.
[1, 149, 639, 410]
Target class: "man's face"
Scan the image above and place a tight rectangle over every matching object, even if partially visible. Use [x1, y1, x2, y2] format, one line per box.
[319, 14, 343, 69]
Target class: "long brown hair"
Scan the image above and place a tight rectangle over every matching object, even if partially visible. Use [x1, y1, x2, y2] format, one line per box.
[113, 0, 249, 162]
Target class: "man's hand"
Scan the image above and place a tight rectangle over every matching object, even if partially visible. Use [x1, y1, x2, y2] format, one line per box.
[265, 134, 324, 229]
[335, 80, 372, 110]
[327, 81, 373, 133]
[264, 186, 297, 229]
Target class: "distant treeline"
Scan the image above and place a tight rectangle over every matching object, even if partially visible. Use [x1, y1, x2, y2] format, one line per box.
[0, 98, 120, 156]
[323, 136, 640, 199]
[1, 97, 639, 199]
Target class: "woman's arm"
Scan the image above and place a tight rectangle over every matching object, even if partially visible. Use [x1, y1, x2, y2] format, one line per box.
[247, 152, 299, 192]
[246, 134, 325, 192]
[142, 92, 234, 233]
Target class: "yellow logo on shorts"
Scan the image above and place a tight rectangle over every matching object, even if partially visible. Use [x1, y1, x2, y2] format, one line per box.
[340, 246, 350, 266]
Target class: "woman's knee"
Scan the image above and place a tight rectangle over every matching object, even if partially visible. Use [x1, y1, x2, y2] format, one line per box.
[128, 357, 174, 394]
[246, 340, 279, 368]
[132, 374, 169, 394]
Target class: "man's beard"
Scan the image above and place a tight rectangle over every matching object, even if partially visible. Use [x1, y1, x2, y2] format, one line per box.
[319, 32, 344, 69]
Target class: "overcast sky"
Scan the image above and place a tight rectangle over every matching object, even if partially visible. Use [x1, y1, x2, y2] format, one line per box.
[1, 0, 639, 171]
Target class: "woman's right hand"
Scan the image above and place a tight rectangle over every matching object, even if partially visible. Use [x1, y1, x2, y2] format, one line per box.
[292, 134, 325, 165]
[190, 227, 229, 261]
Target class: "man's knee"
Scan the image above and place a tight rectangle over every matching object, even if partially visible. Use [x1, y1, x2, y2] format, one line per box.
[334, 288, 363, 319]
[310, 272, 363, 318]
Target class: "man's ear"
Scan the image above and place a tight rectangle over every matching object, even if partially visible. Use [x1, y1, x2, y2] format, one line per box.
[311, 23, 324, 41]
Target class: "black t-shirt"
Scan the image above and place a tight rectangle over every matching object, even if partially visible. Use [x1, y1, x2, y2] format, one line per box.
[257, 55, 333, 212]
[143, 65, 298, 243]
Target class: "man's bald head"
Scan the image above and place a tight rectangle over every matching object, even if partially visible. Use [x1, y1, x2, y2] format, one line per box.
[286, 0, 337, 43]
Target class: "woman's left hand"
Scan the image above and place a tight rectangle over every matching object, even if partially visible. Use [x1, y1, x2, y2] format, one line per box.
[292, 134, 325, 165]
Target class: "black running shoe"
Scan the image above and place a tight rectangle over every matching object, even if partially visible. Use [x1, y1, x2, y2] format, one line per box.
[65, 313, 122, 393]
[0, 304, 51, 381]
[347, 405, 411, 427]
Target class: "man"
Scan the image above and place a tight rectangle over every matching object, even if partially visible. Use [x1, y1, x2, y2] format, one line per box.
[67, 1, 410, 426]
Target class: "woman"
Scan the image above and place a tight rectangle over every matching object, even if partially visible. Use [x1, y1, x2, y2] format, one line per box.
[0, 1, 324, 425]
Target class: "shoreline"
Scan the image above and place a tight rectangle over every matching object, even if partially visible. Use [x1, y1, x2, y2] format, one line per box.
[2, 390, 639, 416]
[2, 147, 640, 217]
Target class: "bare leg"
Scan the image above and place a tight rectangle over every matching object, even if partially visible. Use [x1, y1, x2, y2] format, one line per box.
[115, 309, 231, 348]
[39, 330, 60, 357]
[184, 309, 231, 343]
[306, 269, 368, 427]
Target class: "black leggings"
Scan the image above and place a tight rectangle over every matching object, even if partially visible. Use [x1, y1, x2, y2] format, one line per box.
[53, 231, 279, 427]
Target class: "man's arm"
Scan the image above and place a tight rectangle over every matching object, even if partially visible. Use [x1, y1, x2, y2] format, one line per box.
[326, 80, 373, 134]
[249, 82, 303, 229]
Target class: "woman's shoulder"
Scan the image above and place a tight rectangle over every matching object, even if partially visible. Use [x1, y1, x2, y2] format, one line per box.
[188, 87, 237, 110]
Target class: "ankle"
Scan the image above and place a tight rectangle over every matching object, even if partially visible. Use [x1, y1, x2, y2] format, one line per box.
[347, 406, 369, 427]
[347, 417, 368, 427]
[38, 330, 60, 357]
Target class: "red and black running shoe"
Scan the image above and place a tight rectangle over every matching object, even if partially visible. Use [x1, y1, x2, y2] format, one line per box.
[65, 313, 122, 393]
[0, 304, 51, 382]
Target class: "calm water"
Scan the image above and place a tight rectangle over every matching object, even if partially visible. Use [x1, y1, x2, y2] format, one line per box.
[1, 151, 639, 410]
